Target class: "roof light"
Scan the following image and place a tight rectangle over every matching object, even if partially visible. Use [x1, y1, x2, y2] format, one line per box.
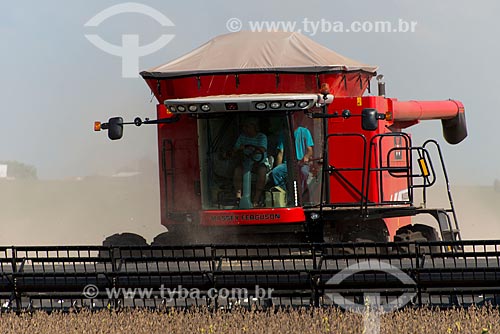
[270, 101, 281, 109]
[169, 105, 176, 112]
[284, 101, 296, 108]
[298, 101, 309, 108]
[225, 103, 238, 111]
[201, 104, 211, 112]
[188, 105, 198, 112]
[255, 102, 267, 110]
[177, 105, 186, 112]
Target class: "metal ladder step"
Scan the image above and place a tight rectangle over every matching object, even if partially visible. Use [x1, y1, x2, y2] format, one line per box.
[436, 210, 460, 241]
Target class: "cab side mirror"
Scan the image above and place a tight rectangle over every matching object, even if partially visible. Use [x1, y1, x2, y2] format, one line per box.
[108, 117, 124, 140]
[361, 108, 385, 131]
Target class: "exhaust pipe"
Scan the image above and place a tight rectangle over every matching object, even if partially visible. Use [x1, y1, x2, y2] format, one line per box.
[376, 74, 386, 97]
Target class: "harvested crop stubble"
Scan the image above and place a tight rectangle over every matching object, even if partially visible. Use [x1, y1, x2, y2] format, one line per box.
[0, 306, 499, 334]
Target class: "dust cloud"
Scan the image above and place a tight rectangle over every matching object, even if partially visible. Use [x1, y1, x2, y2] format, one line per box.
[0, 177, 165, 246]
[448, 185, 500, 239]
[0, 179, 498, 246]
[412, 185, 500, 240]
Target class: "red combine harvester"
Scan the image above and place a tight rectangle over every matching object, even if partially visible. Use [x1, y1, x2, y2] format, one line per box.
[96, 31, 466, 246]
[5, 32, 500, 312]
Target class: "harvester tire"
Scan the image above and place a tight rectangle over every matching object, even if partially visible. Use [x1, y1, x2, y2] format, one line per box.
[151, 230, 200, 246]
[340, 219, 389, 255]
[103, 232, 148, 246]
[151, 232, 178, 246]
[394, 224, 440, 254]
[100, 233, 148, 258]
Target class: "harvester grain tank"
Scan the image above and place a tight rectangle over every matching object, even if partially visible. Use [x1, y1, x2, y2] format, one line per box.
[96, 31, 467, 246]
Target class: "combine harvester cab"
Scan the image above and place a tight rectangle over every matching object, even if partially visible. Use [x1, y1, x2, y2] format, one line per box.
[99, 31, 466, 245]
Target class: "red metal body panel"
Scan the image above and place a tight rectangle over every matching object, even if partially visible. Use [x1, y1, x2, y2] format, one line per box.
[328, 97, 386, 203]
[327, 96, 412, 237]
[200, 208, 306, 226]
[144, 72, 372, 101]
[156, 104, 201, 227]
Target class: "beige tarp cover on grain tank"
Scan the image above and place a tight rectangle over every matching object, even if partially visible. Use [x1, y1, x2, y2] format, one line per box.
[141, 31, 378, 78]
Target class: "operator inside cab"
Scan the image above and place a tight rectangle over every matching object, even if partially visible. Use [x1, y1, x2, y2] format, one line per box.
[232, 117, 268, 208]
[269, 115, 314, 203]
[197, 111, 320, 210]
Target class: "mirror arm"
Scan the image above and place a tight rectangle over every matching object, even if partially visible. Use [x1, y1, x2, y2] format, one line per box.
[310, 110, 353, 119]
[134, 115, 180, 126]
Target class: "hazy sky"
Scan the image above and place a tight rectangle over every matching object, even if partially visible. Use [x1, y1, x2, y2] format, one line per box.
[1, 1, 499, 185]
